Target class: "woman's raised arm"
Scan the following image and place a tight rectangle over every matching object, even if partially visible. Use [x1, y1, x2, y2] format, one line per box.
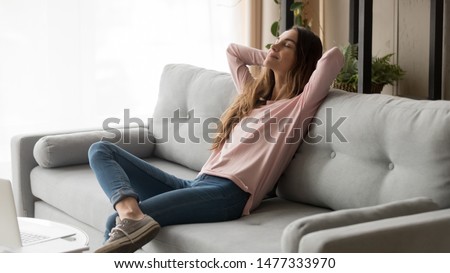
[226, 43, 267, 93]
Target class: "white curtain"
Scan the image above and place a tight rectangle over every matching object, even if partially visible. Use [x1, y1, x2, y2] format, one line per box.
[0, 0, 247, 179]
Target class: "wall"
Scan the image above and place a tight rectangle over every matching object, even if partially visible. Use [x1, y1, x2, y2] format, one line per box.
[320, 0, 449, 100]
[397, 0, 429, 99]
[320, 0, 349, 49]
[261, 0, 279, 49]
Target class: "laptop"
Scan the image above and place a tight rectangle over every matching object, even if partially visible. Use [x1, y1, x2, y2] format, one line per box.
[0, 179, 84, 252]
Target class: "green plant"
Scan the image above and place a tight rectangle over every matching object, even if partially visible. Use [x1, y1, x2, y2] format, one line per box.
[266, 0, 311, 49]
[291, 1, 310, 28]
[334, 43, 358, 89]
[334, 44, 406, 93]
[371, 53, 406, 86]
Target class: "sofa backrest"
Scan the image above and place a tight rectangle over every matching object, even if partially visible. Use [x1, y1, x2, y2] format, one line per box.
[277, 90, 450, 210]
[151, 64, 236, 171]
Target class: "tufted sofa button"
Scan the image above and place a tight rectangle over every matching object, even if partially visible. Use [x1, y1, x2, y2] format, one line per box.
[388, 163, 394, 170]
[330, 151, 336, 158]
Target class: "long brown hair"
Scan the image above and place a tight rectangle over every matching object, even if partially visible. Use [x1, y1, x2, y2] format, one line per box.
[212, 26, 323, 150]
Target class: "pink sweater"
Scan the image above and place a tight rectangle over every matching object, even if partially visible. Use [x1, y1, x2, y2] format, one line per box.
[200, 44, 344, 215]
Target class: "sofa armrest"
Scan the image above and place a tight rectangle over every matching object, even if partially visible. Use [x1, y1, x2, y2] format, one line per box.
[11, 132, 47, 217]
[299, 208, 450, 253]
[281, 197, 439, 252]
[11, 126, 154, 217]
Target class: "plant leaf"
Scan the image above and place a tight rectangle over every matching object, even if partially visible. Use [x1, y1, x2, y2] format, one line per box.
[336, 43, 406, 87]
[270, 21, 279, 37]
[290, 2, 304, 11]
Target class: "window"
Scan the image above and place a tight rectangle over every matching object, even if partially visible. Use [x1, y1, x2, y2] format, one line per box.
[0, 0, 246, 179]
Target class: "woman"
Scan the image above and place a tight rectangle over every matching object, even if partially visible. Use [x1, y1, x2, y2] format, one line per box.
[88, 26, 344, 253]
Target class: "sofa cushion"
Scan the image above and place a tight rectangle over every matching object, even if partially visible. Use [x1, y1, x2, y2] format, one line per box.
[33, 128, 154, 168]
[143, 198, 331, 252]
[277, 90, 450, 210]
[151, 64, 237, 171]
[281, 197, 439, 252]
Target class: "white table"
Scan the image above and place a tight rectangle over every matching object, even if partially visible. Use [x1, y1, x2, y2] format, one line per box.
[5, 218, 90, 253]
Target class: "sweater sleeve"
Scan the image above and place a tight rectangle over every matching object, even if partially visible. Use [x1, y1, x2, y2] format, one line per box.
[295, 47, 344, 136]
[300, 47, 344, 108]
[226, 43, 267, 93]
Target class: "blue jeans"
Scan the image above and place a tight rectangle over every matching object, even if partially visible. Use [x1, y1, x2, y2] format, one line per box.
[88, 141, 249, 240]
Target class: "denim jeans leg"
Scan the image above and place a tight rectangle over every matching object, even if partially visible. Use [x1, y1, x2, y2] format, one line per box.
[88, 141, 195, 240]
[89, 142, 250, 241]
[103, 175, 249, 240]
[88, 141, 192, 206]
[137, 175, 250, 227]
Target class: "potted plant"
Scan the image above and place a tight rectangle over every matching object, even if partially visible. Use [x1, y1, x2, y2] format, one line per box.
[333, 44, 406, 93]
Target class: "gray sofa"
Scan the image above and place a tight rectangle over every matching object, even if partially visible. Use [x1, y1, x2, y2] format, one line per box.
[11, 63, 450, 252]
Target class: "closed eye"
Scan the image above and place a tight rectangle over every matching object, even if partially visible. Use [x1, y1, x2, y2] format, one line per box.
[274, 37, 296, 49]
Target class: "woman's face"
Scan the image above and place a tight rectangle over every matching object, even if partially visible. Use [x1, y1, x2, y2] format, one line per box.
[263, 29, 298, 76]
